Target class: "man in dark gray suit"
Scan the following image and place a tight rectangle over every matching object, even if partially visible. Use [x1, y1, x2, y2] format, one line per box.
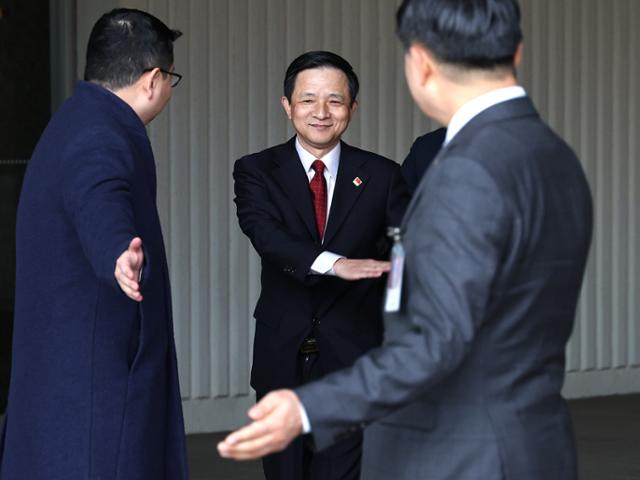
[218, 1, 593, 478]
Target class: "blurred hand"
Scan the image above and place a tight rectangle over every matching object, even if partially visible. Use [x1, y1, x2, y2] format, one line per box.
[115, 237, 144, 302]
[217, 389, 303, 460]
[333, 258, 391, 280]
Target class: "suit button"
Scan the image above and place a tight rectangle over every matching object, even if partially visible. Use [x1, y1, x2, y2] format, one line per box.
[312, 317, 319, 326]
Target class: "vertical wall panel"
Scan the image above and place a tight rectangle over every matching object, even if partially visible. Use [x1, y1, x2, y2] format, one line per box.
[227, 0, 250, 397]
[611, 0, 629, 369]
[629, 0, 640, 368]
[167, 0, 191, 396]
[72, 0, 640, 431]
[188, 0, 210, 399]
[207, 0, 230, 399]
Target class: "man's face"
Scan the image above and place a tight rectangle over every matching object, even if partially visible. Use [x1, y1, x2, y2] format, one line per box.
[282, 67, 356, 155]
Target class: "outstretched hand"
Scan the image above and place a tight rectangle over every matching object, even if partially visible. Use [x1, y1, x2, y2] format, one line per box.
[333, 258, 391, 280]
[217, 389, 303, 460]
[115, 237, 144, 302]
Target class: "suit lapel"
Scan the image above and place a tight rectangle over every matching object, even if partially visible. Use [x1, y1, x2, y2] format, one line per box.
[323, 142, 369, 246]
[271, 138, 320, 241]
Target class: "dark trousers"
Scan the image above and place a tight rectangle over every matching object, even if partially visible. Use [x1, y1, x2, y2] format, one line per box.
[259, 353, 362, 480]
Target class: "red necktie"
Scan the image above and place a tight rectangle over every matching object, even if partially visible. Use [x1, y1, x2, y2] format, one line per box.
[309, 160, 327, 240]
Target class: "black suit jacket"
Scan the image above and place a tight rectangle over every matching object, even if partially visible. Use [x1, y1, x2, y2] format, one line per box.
[401, 127, 446, 193]
[233, 138, 409, 393]
[297, 97, 593, 480]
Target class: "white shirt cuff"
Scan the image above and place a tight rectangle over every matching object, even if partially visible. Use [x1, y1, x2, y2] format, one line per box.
[310, 251, 343, 275]
[299, 402, 312, 434]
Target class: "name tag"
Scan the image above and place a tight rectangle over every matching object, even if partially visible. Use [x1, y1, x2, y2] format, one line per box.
[384, 243, 405, 313]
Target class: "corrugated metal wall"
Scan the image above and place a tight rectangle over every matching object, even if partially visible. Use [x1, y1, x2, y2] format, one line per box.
[70, 0, 640, 432]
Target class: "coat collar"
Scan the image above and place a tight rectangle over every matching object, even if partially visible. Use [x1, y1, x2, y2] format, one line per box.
[74, 80, 147, 137]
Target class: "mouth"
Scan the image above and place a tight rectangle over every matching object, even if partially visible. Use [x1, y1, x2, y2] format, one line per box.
[309, 123, 332, 129]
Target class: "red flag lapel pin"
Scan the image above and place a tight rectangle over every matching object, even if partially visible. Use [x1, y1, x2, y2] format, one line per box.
[352, 177, 363, 187]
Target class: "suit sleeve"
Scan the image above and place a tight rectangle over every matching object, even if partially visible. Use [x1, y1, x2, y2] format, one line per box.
[62, 131, 137, 293]
[296, 155, 511, 450]
[233, 156, 324, 283]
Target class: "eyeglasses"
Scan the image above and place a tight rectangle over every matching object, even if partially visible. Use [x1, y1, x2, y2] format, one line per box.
[143, 67, 183, 87]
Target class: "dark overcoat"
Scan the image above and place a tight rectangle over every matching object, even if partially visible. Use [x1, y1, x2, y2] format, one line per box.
[0, 81, 188, 480]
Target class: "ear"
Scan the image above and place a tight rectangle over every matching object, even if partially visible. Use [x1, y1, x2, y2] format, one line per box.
[141, 67, 163, 100]
[349, 99, 359, 115]
[406, 43, 434, 87]
[513, 43, 523, 68]
[281, 96, 292, 119]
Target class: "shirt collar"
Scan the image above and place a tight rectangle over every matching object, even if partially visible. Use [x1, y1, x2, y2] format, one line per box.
[295, 137, 341, 179]
[444, 86, 527, 145]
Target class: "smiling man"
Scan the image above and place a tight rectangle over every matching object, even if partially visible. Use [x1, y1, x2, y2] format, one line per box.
[232, 50, 409, 480]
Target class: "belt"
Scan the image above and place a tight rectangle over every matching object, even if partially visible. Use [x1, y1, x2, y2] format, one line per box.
[299, 337, 319, 355]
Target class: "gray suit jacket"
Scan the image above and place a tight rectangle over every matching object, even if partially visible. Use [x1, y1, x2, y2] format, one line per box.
[296, 97, 593, 480]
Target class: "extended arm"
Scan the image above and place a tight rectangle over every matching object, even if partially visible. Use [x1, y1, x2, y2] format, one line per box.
[63, 131, 141, 298]
[234, 157, 389, 282]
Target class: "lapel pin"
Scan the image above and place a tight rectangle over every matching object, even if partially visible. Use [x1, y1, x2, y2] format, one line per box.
[352, 177, 363, 187]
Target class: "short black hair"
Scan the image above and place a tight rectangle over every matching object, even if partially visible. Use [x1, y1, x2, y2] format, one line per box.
[84, 8, 182, 90]
[396, 0, 522, 70]
[283, 51, 360, 106]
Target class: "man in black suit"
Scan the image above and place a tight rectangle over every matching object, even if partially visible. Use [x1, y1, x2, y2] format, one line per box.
[232, 51, 408, 479]
[220, 1, 593, 479]
[401, 127, 445, 192]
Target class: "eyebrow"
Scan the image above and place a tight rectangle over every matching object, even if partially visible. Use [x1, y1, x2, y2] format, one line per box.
[298, 92, 345, 100]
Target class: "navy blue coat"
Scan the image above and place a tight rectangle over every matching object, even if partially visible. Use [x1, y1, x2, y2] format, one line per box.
[0, 82, 188, 479]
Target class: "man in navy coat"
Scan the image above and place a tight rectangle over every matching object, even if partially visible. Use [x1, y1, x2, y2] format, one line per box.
[0, 9, 189, 479]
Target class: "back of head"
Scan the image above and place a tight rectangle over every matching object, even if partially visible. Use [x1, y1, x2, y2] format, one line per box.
[284, 50, 360, 106]
[396, 0, 522, 72]
[84, 8, 182, 90]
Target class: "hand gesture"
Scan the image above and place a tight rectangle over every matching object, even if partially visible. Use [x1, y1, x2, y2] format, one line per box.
[333, 258, 391, 280]
[115, 237, 144, 302]
[217, 390, 303, 460]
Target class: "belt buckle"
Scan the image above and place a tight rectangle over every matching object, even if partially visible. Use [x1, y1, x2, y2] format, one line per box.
[300, 337, 319, 354]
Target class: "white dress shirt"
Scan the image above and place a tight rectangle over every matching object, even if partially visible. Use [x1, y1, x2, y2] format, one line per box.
[295, 137, 344, 275]
[444, 86, 527, 146]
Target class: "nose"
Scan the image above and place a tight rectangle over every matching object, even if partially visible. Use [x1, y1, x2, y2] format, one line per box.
[313, 102, 330, 119]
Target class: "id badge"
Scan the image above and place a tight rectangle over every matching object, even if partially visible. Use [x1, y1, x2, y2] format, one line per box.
[384, 244, 405, 313]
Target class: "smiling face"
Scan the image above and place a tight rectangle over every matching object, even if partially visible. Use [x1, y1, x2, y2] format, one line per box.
[281, 67, 357, 158]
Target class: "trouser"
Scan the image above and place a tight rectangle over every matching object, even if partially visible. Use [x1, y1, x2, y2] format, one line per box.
[259, 352, 362, 480]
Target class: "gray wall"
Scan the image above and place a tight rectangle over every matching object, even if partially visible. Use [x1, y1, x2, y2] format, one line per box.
[64, 0, 640, 433]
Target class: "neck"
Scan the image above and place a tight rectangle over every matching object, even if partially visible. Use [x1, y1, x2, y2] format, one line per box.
[297, 137, 340, 159]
